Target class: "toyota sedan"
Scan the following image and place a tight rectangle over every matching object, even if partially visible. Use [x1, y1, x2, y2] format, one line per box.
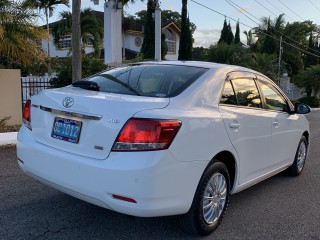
[17, 61, 310, 235]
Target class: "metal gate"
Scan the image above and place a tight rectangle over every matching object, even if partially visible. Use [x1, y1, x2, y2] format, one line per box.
[21, 76, 52, 109]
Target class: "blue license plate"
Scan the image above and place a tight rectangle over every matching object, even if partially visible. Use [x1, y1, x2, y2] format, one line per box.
[51, 117, 82, 143]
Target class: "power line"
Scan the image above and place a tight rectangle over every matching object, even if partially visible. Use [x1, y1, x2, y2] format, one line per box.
[254, 0, 277, 17]
[190, 0, 320, 58]
[308, 0, 320, 13]
[278, 0, 304, 21]
[225, 0, 260, 26]
[226, 0, 320, 56]
[265, 0, 295, 22]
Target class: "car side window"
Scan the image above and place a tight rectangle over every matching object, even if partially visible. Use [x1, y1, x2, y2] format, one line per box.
[258, 80, 288, 112]
[220, 81, 237, 105]
[231, 78, 262, 108]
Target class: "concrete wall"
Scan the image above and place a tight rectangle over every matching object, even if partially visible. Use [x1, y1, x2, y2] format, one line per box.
[0, 69, 22, 125]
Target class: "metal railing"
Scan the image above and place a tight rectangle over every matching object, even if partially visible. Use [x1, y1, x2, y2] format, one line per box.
[21, 76, 52, 109]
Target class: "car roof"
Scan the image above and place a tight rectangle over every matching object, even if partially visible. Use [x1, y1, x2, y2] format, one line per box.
[132, 61, 265, 76]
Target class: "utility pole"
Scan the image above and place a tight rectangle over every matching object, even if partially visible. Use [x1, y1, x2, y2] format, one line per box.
[278, 36, 283, 86]
[154, 0, 161, 61]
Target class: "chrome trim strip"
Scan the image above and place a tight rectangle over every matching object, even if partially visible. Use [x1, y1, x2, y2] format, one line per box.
[40, 105, 102, 120]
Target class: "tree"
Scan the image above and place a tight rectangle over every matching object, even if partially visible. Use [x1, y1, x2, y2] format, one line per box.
[226, 21, 234, 45]
[178, 0, 193, 60]
[218, 18, 228, 45]
[234, 21, 240, 44]
[0, 0, 47, 66]
[161, 33, 168, 59]
[218, 19, 233, 45]
[192, 47, 208, 61]
[294, 65, 320, 97]
[282, 20, 316, 75]
[27, 0, 69, 73]
[140, 0, 155, 59]
[52, 9, 103, 57]
[50, 56, 108, 88]
[261, 18, 276, 54]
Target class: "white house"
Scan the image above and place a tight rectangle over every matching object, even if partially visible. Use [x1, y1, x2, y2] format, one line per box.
[41, 11, 181, 61]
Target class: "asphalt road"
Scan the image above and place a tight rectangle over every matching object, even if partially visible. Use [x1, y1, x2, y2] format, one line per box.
[1, 111, 319, 240]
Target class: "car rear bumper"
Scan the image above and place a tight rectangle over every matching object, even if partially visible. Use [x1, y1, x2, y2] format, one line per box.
[17, 125, 207, 217]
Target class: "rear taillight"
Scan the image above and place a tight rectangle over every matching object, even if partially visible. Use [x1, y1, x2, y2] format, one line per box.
[22, 99, 32, 130]
[112, 118, 181, 151]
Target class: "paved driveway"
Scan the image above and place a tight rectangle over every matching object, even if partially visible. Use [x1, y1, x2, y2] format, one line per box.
[0, 111, 319, 240]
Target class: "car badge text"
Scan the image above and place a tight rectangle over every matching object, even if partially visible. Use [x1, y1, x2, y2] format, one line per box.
[62, 97, 74, 108]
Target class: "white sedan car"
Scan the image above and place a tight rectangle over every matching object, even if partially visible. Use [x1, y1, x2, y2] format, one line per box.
[17, 61, 310, 235]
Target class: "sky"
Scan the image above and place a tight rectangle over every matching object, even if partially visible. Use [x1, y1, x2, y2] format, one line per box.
[42, 0, 320, 48]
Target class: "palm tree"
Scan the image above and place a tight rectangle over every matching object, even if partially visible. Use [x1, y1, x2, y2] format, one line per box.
[28, 0, 69, 73]
[52, 9, 103, 56]
[0, 0, 47, 66]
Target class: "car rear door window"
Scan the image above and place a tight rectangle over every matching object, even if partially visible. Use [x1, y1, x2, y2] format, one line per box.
[231, 78, 262, 108]
[258, 80, 288, 112]
[220, 81, 237, 105]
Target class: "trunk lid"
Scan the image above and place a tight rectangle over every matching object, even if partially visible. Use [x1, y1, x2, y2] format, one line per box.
[30, 87, 169, 159]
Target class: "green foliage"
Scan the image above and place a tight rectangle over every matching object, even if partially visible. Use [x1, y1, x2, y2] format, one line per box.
[234, 21, 240, 44]
[261, 19, 276, 54]
[205, 43, 250, 65]
[0, 117, 11, 132]
[218, 19, 234, 45]
[297, 96, 320, 107]
[123, 53, 149, 64]
[52, 8, 103, 57]
[140, 0, 155, 59]
[0, 0, 47, 66]
[205, 43, 279, 79]
[50, 56, 108, 88]
[161, 33, 168, 59]
[293, 65, 320, 97]
[192, 47, 208, 61]
[178, 0, 193, 60]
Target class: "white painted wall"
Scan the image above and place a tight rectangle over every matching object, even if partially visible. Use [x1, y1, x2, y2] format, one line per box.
[42, 35, 95, 58]
[123, 33, 143, 52]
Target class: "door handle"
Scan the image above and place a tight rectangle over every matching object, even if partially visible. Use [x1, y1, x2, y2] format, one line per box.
[229, 123, 240, 129]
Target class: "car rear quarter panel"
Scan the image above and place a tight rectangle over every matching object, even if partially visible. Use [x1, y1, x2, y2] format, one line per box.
[134, 67, 238, 163]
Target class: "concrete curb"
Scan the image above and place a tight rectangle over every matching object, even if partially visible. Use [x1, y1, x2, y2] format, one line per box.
[0, 132, 17, 146]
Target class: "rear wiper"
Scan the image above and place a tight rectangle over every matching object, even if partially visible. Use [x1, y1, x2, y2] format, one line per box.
[72, 81, 100, 91]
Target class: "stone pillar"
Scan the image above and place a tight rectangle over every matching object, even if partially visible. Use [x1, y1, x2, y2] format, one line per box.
[104, 0, 122, 66]
[154, 2, 161, 61]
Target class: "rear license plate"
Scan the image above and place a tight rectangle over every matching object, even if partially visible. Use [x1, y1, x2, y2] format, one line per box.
[51, 117, 82, 143]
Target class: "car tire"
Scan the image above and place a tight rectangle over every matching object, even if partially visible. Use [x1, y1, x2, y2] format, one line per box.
[180, 161, 230, 235]
[288, 136, 308, 176]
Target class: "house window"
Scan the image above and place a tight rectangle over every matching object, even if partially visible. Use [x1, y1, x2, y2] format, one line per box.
[58, 35, 71, 49]
[164, 29, 175, 54]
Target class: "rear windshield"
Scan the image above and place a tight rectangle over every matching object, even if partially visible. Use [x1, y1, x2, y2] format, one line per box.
[86, 64, 208, 97]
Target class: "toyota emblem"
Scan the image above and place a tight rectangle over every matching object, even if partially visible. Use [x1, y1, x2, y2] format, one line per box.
[62, 97, 74, 108]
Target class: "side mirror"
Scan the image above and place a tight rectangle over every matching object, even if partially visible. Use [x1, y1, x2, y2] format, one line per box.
[295, 103, 311, 114]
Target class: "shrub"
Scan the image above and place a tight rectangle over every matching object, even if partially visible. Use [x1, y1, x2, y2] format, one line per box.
[0, 117, 11, 132]
[297, 96, 320, 108]
[50, 56, 108, 88]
